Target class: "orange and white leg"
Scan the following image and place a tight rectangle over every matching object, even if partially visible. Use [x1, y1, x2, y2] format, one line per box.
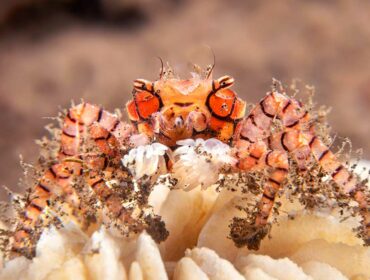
[254, 151, 289, 227]
[233, 91, 369, 248]
[268, 130, 369, 244]
[61, 103, 167, 237]
[231, 140, 289, 249]
[10, 159, 84, 258]
[10, 103, 138, 258]
[308, 135, 369, 244]
[233, 91, 310, 145]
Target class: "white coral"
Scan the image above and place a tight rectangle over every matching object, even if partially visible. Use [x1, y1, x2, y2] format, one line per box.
[172, 138, 237, 190]
[2, 222, 362, 280]
[122, 143, 169, 180]
[122, 138, 236, 190]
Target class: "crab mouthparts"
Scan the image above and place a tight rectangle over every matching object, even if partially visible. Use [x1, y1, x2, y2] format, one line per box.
[174, 116, 185, 128]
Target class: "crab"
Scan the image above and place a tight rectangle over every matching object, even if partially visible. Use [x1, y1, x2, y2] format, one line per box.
[4, 62, 369, 259]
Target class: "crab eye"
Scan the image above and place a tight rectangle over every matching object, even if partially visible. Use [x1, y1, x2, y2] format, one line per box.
[213, 75, 235, 91]
[134, 91, 160, 119]
[208, 89, 236, 117]
[133, 79, 154, 92]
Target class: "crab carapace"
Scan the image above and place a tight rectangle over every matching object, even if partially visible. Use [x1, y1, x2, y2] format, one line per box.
[126, 75, 246, 146]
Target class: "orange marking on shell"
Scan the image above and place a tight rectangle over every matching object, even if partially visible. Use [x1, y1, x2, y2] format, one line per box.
[266, 151, 289, 169]
[209, 116, 227, 131]
[209, 89, 235, 117]
[126, 100, 140, 121]
[209, 116, 234, 141]
[234, 139, 251, 158]
[318, 151, 339, 173]
[68, 104, 84, 122]
[135, 91, 160, 119]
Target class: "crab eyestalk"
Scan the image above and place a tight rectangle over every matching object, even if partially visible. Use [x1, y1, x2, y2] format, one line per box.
[212, 75, 235, 91]
[133, 79, 154, 93]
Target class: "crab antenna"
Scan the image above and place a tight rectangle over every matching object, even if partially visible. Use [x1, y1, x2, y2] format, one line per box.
[206, 47, 216, 79]
[157, 56, 164, 79]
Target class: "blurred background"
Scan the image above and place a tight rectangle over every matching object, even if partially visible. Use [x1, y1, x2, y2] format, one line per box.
[0, 0, 370, 194]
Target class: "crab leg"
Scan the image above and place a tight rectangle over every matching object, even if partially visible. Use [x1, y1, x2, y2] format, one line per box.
[254, 150, 289, 227]
[10, 160, 83, 258]
[234, 91, 310, 145]
[232, 139, 289, 249]
[10, 103, 134, 258]
[307, 134, 369, 242]
[233, 91, 311, 172]
[234, 92, 369, 248]
[272, 130, 369, 241]
[65, 104, 167, 241]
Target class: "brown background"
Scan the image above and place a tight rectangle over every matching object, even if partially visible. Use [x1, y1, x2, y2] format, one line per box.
[0, 0, 370, 195]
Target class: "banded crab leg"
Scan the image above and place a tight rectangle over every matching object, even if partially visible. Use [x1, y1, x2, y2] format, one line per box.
[270, 130, 369, 243]
[232, 139, 289, 249]
[10, 160, 83, 258]
[63, 103, 168, 242]
[254, 150, 289, 230]
[10, 103, 135, 258]
[233, 91, 369, 248]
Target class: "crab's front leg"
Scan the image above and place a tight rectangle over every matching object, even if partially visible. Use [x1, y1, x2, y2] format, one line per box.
[9, 103, 129, 258]
[231, 139, 289, 249]
[9, 103, 167, 259]
[61, 103, 168, 238]
[232, 91, 369, 249]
